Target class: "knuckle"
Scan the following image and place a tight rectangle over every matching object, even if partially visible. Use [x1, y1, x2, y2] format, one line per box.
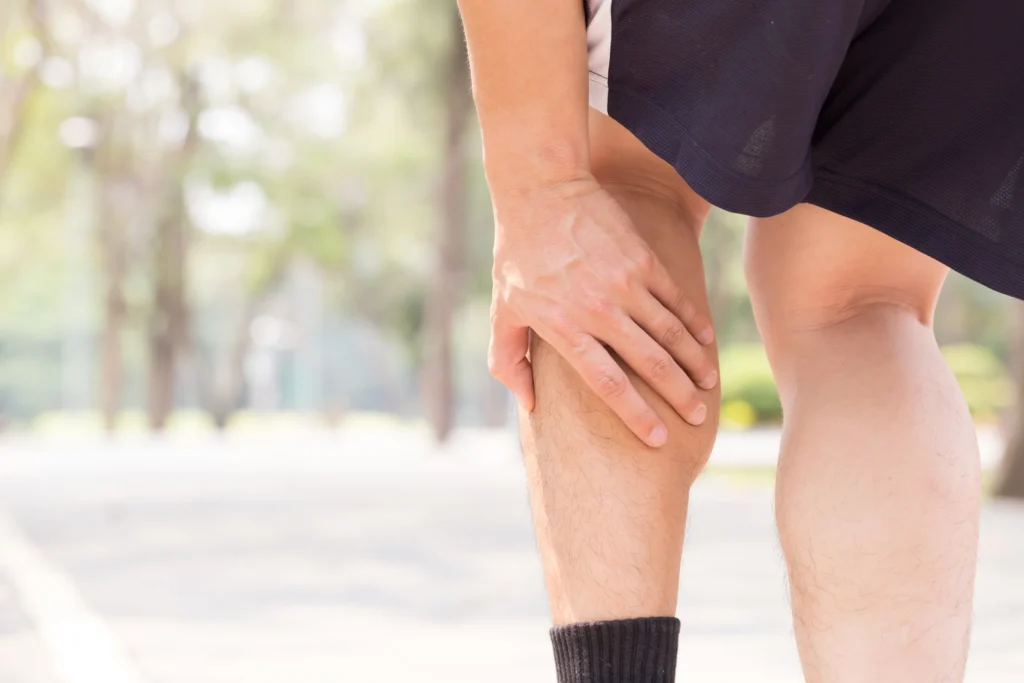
[550, 316, 579, 341]
[674, 295, 696, 321]
[594, 370, 628, 399]
[565, 335, 589, 358]
[562, 332, 589, 358]
[609, 271, 632, 294]
[636, 250, 656, 271]
[582, 294, 611, 317]
[660, 323, 687, 349]
[646, 355, 673, 382]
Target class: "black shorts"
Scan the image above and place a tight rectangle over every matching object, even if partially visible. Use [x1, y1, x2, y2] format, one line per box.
[586, 0, 1024, 299]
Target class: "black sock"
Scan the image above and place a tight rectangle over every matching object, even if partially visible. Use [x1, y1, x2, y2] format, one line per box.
[550, 617, 680, 683]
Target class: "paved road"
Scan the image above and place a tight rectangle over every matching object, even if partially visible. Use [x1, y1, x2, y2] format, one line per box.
[0, 429, 1022, 682]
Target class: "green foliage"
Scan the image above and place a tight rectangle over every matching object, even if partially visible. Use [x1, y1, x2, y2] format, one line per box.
[943, 343, 1006, 377]
[935, 272, 1014, 354]
[942, 344, 1014, 422]
[718, 342, 1015, 428]
[719, 344, 781, 427]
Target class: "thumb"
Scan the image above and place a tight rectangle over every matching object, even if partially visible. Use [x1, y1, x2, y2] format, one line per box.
[489, 312, 535, 412]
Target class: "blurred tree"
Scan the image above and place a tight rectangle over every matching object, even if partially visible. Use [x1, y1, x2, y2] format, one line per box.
[147, 70, 200, 431]
[0, 0, 1017, 440]
[182, 0, 353, 427]
[421, 5, 471, 443]
[995, 300, 1024, 498]
[94, 111, 129, 433]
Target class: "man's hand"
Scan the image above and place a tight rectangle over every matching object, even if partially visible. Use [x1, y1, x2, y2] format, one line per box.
[489, 175, 717, 448]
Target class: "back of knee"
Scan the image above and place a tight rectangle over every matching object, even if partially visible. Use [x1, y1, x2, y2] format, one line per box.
[744, 213, 946, 384]
[751, 289, 941, 398]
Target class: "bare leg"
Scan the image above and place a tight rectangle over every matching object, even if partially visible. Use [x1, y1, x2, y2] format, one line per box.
[747, 205, 981, 683]
[520, 110, 719, 627]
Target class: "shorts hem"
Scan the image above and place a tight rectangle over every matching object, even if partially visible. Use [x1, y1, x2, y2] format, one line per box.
[605, 84, 814, 217]
[603, 83, 1024, 299]
[807, 168, 1024, 300]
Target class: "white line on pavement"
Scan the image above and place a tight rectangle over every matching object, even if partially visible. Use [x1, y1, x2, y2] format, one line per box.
[0, 509, 149, 683]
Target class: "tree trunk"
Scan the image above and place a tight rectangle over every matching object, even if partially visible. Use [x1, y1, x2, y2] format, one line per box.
[147, 73, 200, 432]
[149, 214, 185, 431]
[148, 185, 188, 431]
[93, 111, 129, 434]
[98, 309, 122, 434]
[995, 300, 1024, 498]
[148, 198, 190, 431]
[422, 10, 471, 444]
[98, 202, 126, 434]
[148, 324, 176, 430]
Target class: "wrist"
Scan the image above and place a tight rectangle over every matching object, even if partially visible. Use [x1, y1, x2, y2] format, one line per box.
[483, 135, 591, 194]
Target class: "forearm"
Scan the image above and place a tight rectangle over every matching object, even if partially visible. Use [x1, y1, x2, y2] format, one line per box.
[458, 0, 590, 191]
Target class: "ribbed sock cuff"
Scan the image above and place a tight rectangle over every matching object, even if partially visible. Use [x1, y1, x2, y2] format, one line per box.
[550, 617, 680, 683]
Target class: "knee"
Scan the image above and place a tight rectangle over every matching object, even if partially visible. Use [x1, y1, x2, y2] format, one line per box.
[744, 208, 947, 388]
[750, 288, 941, 400]
[751, 285, 936, 353]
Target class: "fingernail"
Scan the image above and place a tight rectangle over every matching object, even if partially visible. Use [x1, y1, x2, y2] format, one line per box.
[690, 404, 707, 425]
[700, 370, 718, 390]
[648, 425, 668, 448]
[698, 328, 715, 345]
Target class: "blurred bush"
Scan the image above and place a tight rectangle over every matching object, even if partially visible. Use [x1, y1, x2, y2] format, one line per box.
[719, 344, 780, 429]
[31, 410, 214, 434]
[941, 344, 1014, 422]
[718, 343, 1014, 429]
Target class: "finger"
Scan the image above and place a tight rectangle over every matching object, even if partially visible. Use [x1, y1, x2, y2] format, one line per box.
[553, 333, 668, 448]
[489, 312, 536, 412]
[647, 262, 715, 345]
[609, 316, 709, 426]
[631, 293, 718, 390]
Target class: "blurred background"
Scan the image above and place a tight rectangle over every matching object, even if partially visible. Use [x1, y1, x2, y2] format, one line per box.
[1, 0, 1023, 681]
